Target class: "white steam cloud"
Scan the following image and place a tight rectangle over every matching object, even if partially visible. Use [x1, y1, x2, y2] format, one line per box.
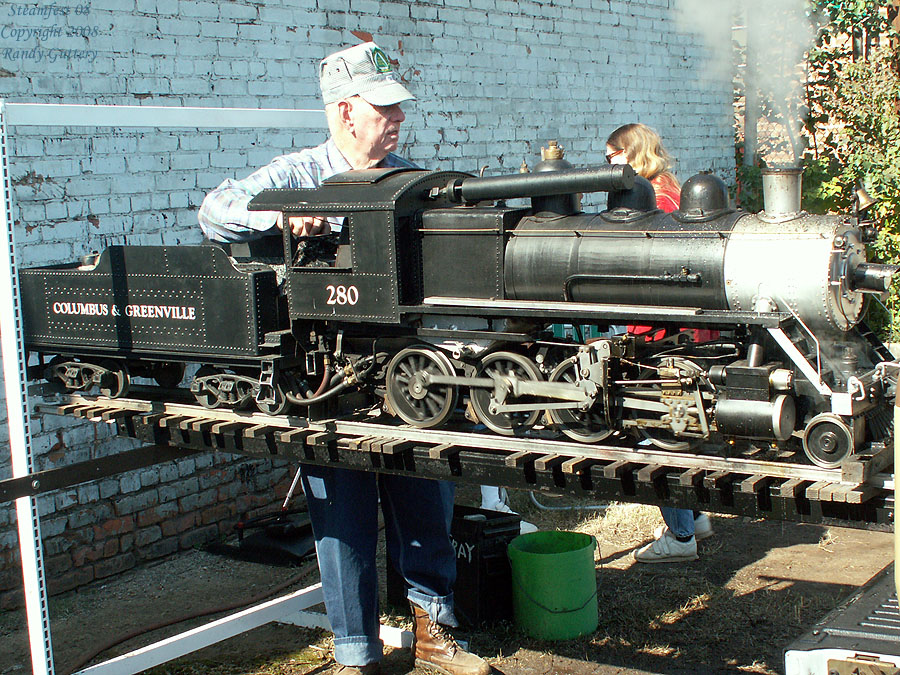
[675, 0, 817, 163]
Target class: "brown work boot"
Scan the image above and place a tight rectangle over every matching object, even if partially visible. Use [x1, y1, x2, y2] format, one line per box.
[332, 664, 381, 675]
[411, 604, 492, 675]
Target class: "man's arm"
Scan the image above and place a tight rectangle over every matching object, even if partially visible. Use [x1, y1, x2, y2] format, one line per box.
[198, 153, 323, 243]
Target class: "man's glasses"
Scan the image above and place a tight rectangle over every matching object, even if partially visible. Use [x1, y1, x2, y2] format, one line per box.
[606, 148, 625, 163]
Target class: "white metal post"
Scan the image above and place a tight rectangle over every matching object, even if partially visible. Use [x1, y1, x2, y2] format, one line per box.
[0, 100, 55, 674]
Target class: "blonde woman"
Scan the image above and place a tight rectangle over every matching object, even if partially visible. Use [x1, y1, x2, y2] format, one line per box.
[605, 122, 680, 213]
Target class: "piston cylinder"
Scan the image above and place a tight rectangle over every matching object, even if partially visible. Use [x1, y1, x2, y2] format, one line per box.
[715, 395, 796, 441]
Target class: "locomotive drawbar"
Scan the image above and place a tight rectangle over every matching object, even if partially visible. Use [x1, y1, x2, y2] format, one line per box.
[18, 160, 900, 474]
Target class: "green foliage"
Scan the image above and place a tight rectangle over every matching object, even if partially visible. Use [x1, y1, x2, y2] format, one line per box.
[815, 0, 896, 42]
[810, 45, 900, 338]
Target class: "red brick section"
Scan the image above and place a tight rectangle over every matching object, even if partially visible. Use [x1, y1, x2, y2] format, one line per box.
[0, 455, 293, 609]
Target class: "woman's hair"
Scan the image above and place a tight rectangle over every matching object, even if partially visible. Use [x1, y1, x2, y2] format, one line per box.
[606, 123, 678, 186]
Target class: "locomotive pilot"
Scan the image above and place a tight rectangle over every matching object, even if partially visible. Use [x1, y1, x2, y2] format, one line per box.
[198, 42, 491, 675]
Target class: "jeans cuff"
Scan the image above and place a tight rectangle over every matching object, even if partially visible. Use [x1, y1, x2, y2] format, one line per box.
[408, 589, 458, 627]
[332, 635, 383, 666]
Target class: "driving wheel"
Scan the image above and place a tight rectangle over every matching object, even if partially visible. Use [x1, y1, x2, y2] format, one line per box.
[386, 347, 457, 428]
[547, 357, 613, 443]
[469, 351, 543, 436]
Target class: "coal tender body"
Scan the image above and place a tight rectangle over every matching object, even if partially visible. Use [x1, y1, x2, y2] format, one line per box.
[19, 245, 293, 411]
[20, 157, 899, 469]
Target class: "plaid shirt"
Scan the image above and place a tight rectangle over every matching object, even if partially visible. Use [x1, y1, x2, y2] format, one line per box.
[198, 138, 417, 243]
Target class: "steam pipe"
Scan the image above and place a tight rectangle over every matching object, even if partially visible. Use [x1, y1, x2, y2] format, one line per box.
[444, 165, 636, 204]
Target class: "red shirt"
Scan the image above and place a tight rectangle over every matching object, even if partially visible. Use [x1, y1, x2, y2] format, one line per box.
[651, 174, 680, 214]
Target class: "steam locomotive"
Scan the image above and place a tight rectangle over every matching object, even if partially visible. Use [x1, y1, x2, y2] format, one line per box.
[18, 152, 899, 469]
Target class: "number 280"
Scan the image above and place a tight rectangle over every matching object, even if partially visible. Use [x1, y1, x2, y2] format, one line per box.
[326, 284, 359, 305]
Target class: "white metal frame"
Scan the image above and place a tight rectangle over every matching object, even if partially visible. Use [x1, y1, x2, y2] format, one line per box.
[0, 102, 411, 674]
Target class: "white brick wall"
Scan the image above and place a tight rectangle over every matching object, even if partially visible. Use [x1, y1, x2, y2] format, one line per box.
[0, 0, 733, 595]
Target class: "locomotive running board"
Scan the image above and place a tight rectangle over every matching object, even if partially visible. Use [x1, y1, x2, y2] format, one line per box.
[34, 393, 895, 530]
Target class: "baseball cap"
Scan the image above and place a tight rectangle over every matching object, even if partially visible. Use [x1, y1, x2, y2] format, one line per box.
[319, 42, 415, 106]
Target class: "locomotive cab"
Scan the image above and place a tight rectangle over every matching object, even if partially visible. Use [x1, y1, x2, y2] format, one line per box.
[248, 167, 474, 324]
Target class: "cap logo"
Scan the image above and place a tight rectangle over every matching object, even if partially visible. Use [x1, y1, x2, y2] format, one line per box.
[371, 46, 393, 74]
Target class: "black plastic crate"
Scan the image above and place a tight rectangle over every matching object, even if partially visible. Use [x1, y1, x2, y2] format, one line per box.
[386, 504, 521, 626]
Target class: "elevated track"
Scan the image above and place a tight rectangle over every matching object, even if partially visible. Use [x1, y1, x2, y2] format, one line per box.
[21, 391, 895, 531]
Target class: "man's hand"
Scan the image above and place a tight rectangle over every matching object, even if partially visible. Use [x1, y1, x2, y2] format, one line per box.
[276, 213, 331, 237]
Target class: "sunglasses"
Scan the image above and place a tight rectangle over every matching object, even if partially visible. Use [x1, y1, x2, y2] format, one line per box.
[606, 148, 626, 163]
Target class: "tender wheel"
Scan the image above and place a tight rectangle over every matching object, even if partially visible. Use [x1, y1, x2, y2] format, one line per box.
[192, 366, 223, 409]
[256, 379, 290, 416]
[386, 347, 457, 428]
[547, 358, 613, 443]
[98, 360, 130, 398]
[470, 351, 543, 436]
[803, 413, 855, 468]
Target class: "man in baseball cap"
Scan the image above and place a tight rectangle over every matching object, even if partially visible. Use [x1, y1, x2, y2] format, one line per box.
[198, 43, 491, 675]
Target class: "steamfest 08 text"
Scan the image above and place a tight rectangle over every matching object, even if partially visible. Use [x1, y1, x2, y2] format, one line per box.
[3, 2, 99, 64]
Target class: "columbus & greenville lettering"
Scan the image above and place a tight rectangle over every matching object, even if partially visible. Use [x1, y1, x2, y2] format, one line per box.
[52, 301, 197, 320]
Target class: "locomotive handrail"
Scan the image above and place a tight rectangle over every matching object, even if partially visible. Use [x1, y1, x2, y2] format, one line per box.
[562, 272, 703, 302]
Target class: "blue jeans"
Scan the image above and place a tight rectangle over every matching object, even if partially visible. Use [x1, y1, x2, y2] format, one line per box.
[300, 463, 457, 667]
[660, 506, 695, 539]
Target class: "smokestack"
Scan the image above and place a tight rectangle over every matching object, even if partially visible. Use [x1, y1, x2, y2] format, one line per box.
[761, 166, 803, 218]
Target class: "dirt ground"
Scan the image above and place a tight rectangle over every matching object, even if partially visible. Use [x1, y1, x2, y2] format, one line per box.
[0, 490, 894, 675]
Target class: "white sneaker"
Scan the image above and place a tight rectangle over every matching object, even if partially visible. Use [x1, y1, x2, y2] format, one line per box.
[634, 531, 698, 563]
[653, 513, 714, 542]
[480, 499, 538, 534]
[518, 520, 538, 535]
[693, 514, 713, 540]
[481, 499, 515, 514]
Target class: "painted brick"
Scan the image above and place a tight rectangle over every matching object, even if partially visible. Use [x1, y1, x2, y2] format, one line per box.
[120, 473, 141, 494]
[94, 553, 136, 579]
[139, 536, 178, 560]
[55, 490, 78, 511]
[134, 526, 162, 547]
[114, 490, 159, 516]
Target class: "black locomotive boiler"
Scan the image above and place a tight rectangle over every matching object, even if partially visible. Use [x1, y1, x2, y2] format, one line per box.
[18, 160, 899, 469]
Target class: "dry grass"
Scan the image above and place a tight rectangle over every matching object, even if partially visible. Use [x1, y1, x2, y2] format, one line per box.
[8, 485, 884, 675]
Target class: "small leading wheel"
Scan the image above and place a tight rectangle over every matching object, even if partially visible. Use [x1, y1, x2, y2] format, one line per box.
[386, 347, 458, 428]
[802, 413, 855, 468]
[469, 351, 543, 436]
[98, 360, 130, 398]
[547, 358, 613, 443]
[192, 365, 223, 409]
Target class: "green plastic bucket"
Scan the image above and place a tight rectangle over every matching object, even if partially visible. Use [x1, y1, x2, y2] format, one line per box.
[507, 530, 598, 640]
